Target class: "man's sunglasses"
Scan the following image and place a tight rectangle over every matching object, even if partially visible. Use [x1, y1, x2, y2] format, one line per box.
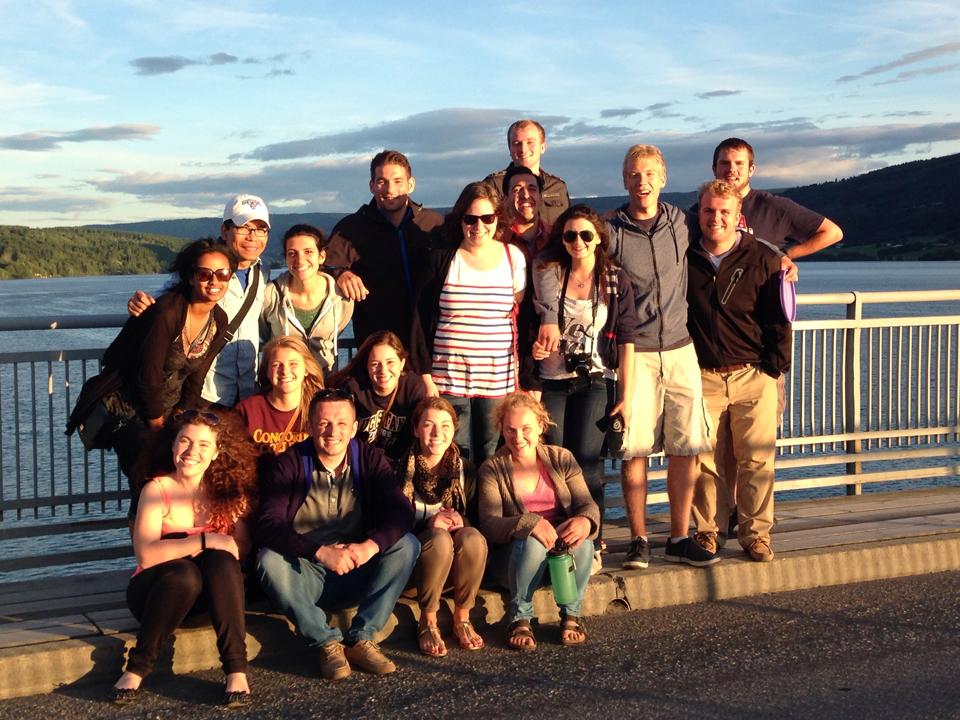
[462, 213, 498, 226]
[195, 267, 233, 283]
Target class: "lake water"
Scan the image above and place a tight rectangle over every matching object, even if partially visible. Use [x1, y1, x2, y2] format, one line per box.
[0, 262, 957, 580]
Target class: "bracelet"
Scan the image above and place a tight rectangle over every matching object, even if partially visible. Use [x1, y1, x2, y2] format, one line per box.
[200, 532, 206, 552]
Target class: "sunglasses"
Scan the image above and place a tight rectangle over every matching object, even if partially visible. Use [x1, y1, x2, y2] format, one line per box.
[562, 230, 596, 244]
[462, 213, 498, 226]
[313, 387, 355, 402]
[195, 267, 233, 283]
[175, 408, 221, 425]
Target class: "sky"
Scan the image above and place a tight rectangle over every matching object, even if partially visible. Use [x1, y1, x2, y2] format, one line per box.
[2, 0, 959, 227]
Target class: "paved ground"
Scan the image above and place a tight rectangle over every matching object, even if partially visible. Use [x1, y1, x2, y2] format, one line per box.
[2, 570, 958, 719]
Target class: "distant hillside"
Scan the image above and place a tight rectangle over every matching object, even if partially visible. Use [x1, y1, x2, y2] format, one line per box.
[7, 152, 953, 279]
[0, 226, 186, 279]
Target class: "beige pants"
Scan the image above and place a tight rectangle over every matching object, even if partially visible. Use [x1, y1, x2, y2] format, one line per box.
[415, 526, 488, 613]
[692, 366, 777, 546]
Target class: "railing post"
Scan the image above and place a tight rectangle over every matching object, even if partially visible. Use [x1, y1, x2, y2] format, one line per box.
[845, 292, 863, 495]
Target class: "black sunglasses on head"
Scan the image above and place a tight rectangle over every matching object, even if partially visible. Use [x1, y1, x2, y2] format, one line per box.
[175, 408, 221, 425]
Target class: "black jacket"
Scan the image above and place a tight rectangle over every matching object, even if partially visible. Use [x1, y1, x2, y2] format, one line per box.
[326, 199, 443, 346]
[686, 231, 792, 377]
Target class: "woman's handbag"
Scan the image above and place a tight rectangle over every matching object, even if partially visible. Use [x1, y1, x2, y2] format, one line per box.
[65, 367, 124, 450]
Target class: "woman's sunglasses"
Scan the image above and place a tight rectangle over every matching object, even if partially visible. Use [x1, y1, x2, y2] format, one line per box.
[562, 230, 596, 244]
[175, 408, 221, 425]
[195, 267, 233, 283]
[462, 213, 498, 226]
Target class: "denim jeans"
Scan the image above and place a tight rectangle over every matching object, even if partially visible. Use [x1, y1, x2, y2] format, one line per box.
[441, 394, 501, 465]
[541, 375, 611, 530]
[493, 535, 594, 621]
[256, 533, 420, 646]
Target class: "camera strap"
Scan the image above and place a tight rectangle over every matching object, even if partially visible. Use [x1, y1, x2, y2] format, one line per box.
[558, 264, 600, 350]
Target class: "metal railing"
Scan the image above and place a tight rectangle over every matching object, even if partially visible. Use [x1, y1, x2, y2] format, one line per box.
[1, 291, 959, 572]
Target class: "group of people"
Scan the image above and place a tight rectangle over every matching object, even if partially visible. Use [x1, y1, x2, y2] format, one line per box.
[76, 120, 842, 708]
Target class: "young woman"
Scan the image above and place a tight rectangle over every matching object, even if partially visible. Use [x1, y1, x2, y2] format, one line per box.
[235, 335, 325, 455]
[410, 182, 526, 464]
[401, 397, 487, 657]
[111, 410, 258, 708]
[327, 331, 427, 462]
[478, 393, 598, 651]
[531, 204, 638, 546]
[86, 239, 235, 506]
[260, 224, 353, 373]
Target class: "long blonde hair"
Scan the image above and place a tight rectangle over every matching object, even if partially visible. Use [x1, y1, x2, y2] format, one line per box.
[258, 335, 325, 431]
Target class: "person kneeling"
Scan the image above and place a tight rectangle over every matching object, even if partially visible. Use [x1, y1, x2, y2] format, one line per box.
[255, 388, 418, 679]
[479, 392, 598, 650]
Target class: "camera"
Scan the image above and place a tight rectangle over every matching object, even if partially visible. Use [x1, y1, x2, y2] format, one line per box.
[561, 340, 592, 377]
[600, 414, 626, 458]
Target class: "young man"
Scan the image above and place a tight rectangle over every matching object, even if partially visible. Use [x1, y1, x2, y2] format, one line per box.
[536, 145, 716, 569]
[255, 389, 418, 680]
[705, 138, 831, 533]
[484, 119, 570, 226]
[326, 150, 443, 347]
[127, 193, 270, 406]
[710, 137, 843, 258]
[502, 164, 550, 394]
[687, 180, 792, 561]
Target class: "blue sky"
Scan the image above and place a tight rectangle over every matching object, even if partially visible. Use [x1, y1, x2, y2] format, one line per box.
[2, 0, 959, 226]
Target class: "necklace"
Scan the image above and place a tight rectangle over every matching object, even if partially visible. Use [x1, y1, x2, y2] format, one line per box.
[570, 272, 592, 289]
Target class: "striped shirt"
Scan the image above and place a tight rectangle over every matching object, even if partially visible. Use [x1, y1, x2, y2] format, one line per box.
[432, 245, 526, 398]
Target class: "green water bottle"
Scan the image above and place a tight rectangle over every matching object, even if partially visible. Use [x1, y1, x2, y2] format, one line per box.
[547, 539, 578, 606]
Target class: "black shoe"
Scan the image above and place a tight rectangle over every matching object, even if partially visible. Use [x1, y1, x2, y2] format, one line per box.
[110, 687, 139, 705]
[664, 537, 721, 567]
[224, 690, 252, 709]
[622, 536, 650, 569]
[727, 507, 739, 538]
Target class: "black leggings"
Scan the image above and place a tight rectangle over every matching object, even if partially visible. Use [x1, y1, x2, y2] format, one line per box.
[125, 549, 247, 678]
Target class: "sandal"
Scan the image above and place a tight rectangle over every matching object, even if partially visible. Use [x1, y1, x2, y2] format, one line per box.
[560, 615, 587, 646]
[452, 620, 484, 651]
[417, 621, 447, 657]
[506, 619, 537, 652]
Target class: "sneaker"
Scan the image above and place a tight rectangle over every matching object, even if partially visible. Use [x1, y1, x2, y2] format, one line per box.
[693, 531, 719, 555]
[591, 549, 603, 575]
[344, 640, 397, 675]
[622, 536, 650, 569]
[319, 641, 351, 680]
[664, 537, 721, 567]
[746, 538, 775, 562]
[727, 507, 739, 537]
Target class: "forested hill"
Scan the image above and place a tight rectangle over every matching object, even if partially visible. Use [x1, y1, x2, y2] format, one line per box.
[0, 226, 186, 279]
[2, 152, 957, 279]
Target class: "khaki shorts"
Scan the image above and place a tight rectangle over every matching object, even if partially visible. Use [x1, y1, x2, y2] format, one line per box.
[624, 343, 713, 458]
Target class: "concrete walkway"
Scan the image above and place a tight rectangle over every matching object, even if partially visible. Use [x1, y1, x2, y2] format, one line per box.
[1, 486, 958, 700]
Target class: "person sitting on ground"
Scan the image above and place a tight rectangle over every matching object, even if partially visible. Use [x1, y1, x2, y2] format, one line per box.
[326, 331, 427, 463]
[478, 392, 598, 651]
[260, 224, 353, 374]
[255, 388, 418, 680]
[236, 335, 325, 456]
[111, 409, 258, 708]
[401, 396, 487, 657]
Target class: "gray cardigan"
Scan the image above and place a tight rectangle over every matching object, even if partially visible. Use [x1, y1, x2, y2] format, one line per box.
[477, 444, 600, 546]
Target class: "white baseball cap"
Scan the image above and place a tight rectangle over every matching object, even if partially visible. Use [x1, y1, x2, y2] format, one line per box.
[223, 194, 270, 228]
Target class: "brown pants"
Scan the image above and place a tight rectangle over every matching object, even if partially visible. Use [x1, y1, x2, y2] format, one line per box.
[692, 367, 777, 546]
[415, 526, 488, 613]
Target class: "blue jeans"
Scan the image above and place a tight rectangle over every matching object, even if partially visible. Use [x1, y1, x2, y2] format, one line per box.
[256, 533, 420, 646]
[541, 376, 611, 528]
[495, 536, 594, 621]
[441, 394, 501, 464]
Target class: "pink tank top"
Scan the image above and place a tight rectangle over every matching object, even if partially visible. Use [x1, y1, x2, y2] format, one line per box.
[519, 464, 563, 524]
[132, 479, 214, 576]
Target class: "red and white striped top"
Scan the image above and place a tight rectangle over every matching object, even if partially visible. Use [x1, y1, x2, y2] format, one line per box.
[432, 245, 526, 398]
